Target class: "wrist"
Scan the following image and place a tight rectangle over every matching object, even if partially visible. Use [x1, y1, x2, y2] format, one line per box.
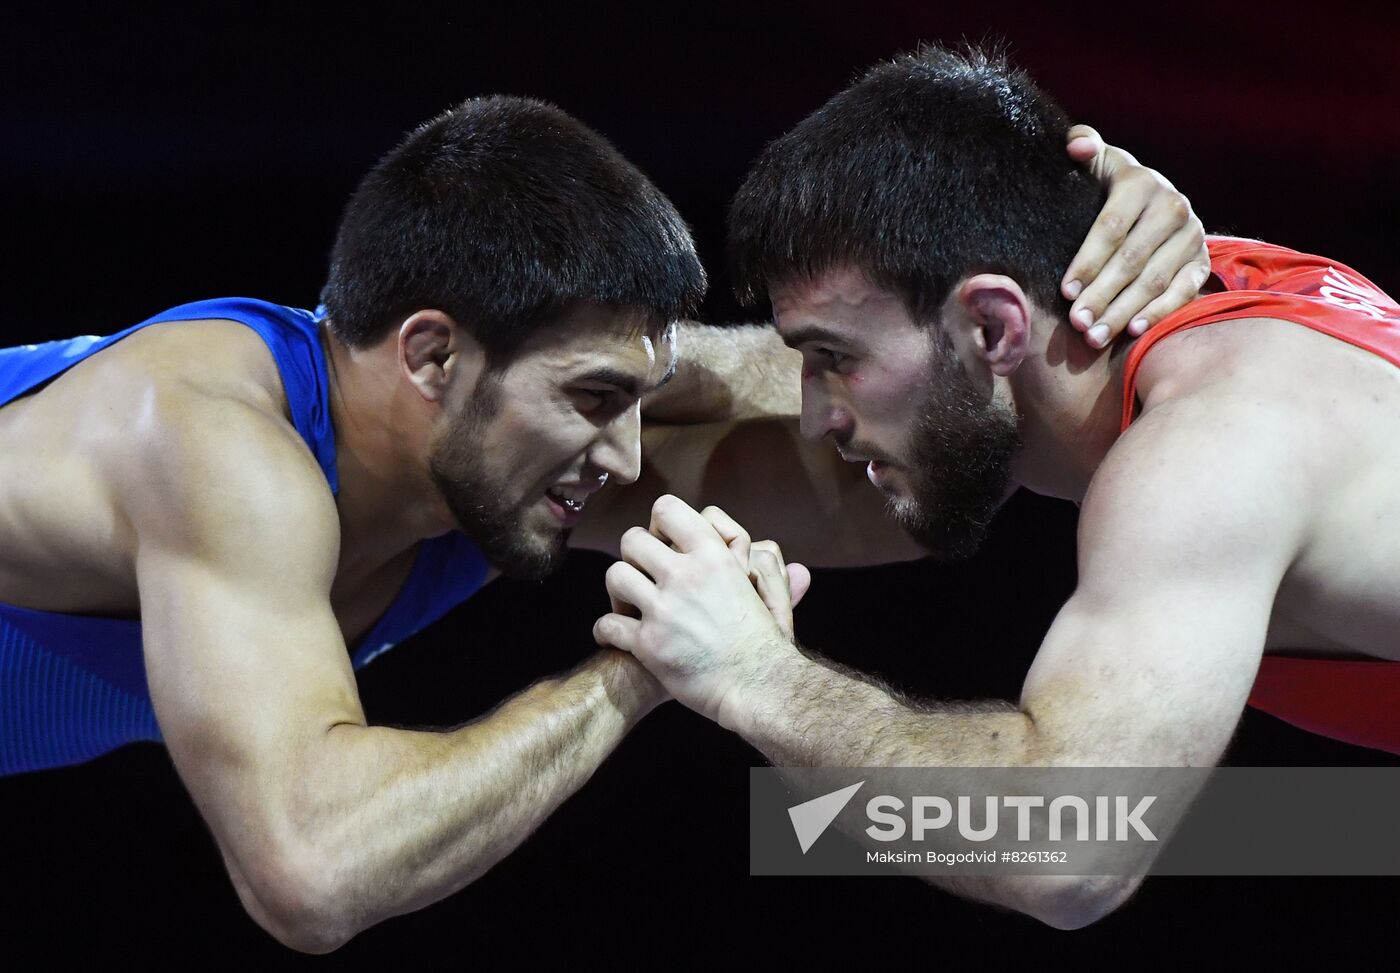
[716, 637, 810, 739]
[593, 649, 670, 721]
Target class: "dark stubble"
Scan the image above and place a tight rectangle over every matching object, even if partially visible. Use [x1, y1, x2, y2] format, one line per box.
[888, 349, 1021, 561]
[427, 376, 569, 580]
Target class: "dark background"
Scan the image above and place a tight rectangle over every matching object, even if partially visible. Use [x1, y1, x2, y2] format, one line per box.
[3, 0, 1397, 964]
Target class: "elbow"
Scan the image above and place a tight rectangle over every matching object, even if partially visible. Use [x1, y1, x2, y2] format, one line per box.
[263, 906, 354, 956]
[231, 845, 359, 954]
[1022, 874, 1140, 931]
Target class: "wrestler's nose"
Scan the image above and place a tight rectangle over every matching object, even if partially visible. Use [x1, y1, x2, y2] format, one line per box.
[591, 400, 642, 485]
[800, 385, 853, 443]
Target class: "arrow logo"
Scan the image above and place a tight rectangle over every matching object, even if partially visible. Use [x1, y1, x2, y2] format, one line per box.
[787, 780, 865, 853]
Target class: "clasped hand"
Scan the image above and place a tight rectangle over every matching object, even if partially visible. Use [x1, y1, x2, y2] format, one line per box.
[593, 495, 810, 729]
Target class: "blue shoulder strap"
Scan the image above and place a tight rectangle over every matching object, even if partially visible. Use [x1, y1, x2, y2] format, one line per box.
[141, 298, 341, 492]
[0, 297, 340, 491]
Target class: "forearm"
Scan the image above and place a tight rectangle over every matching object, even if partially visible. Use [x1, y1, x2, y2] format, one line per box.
[642, 322, 801, 423]
[258, 650, 661, 949]
[733, 646, 1128, 927]
[734, 644, 1035, 768]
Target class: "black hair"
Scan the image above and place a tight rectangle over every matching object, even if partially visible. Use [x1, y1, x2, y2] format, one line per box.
[322, 95, 705, 360]
[728, 44, 1105, 323]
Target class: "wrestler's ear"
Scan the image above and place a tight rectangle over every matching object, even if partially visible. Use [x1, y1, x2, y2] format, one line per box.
[953, 275, 1032, 377]
[399, 309, 487, 403]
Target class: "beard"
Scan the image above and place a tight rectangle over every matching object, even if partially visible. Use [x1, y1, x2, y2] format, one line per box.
[427, 377, 569, 581]
[886, 352, 1021, 561]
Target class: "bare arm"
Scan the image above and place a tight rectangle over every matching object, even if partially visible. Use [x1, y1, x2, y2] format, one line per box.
[123, 392, 663, 953]
[600, 390, 1309, 927]
[640, 321, 801, 423]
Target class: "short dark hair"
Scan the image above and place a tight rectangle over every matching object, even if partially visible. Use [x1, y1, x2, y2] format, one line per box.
[728, 44, 1105, 323]
[322, 95, 705, 359]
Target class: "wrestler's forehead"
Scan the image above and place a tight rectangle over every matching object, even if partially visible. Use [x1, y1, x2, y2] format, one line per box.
[770, 267, 912, 340]
[522, 305, 675, 380]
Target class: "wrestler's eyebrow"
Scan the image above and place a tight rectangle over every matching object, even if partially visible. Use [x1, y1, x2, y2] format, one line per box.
[573, 367, 673, 397]
[781, 325, 850, 349]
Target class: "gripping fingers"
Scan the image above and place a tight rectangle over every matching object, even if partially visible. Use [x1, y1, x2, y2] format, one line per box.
[1062, 137, 1149, 302]
[1069, 174, 1173, 326]
[1064, 124, 1105, 167]
[1122, 257, 1214, 336]
[1075, 191, 1201, 345]
[749, 538, 812, 610]
[1093, 222, 1209, 341]
[786, 563, 812, 609]
[749, 549, 795, 638]
[648, 494, 727, 555]
[594, 612, 641, 651]
[700, 504, 751, 566]
[604, 560, 657, 618]
[619, 524, 677, 582]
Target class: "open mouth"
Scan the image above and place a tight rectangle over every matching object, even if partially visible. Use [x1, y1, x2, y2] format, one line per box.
[866, 459, 908, 493]
[542, 483, 600, 526]
[546, 486, 587, 513]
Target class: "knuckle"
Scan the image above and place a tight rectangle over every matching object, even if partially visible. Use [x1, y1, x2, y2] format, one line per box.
[1127, 168, 1158, 190]
[1166, 196, 1190, 222]
[636, 627, 662, 658]
[1097, 308, 1126, 329]
[703, 545, 734, 571]
[1146, 272, 1171, 295]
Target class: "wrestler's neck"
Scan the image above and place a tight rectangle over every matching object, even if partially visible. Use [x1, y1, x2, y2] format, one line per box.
[320, 323, 453, 563]
[1005, 316, 1132, 504]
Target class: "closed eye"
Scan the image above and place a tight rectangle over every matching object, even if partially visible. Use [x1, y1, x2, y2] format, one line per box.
[570, 387, 614, 413]
[807, 346, 851, 370]
[571, 386, 641, 419]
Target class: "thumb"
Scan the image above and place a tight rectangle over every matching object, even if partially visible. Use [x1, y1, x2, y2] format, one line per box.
[1066, 124, 1105, 171]
[750, 550, 795, 639]
[787, 563, 812, 609]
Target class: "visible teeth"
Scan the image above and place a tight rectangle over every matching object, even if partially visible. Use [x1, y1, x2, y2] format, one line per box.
[548, 488, 585, 512]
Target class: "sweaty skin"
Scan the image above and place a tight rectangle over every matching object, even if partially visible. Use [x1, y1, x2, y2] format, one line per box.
[0, 309, 673, 953]
[596, 261, 1400, 929]
[0, 132, 1204, 952]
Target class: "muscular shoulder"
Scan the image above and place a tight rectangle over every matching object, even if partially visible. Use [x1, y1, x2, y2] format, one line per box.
[1083, 377, 1316, 595]
[93, 318, 290, 415]
[1134, 314, 1400, 423]
[109, 358, 340, 584]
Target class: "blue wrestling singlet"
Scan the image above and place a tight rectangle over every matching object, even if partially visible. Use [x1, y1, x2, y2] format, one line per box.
[0, 299, 491, 775]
